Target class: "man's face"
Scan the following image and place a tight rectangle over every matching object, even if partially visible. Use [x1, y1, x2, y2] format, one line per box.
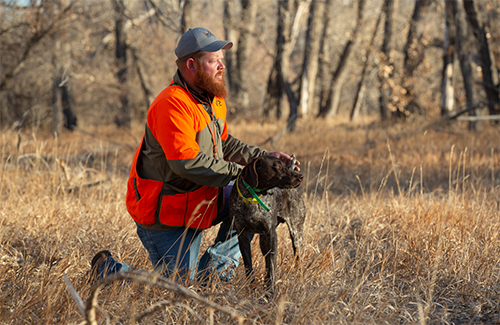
[194, 50, 228, 98]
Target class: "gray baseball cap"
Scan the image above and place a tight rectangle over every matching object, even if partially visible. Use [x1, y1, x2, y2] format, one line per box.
[175, 27, 233, 59]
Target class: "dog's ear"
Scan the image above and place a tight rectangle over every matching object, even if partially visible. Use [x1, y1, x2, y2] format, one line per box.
[242, 157, 260, 188]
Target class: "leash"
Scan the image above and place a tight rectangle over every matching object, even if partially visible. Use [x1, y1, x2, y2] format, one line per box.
[236, 174, 270, 212]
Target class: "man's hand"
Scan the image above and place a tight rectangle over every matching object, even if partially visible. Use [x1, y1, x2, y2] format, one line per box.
[269, 151, 301, 172]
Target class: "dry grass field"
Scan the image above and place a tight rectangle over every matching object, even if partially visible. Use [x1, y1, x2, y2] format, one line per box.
[1, 117, 500, 324]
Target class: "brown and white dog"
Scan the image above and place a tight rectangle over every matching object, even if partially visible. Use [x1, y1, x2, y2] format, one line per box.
[229, 155, 306, 289]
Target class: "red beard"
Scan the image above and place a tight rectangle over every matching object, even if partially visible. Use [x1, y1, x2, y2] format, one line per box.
[194, 63, 228, 98]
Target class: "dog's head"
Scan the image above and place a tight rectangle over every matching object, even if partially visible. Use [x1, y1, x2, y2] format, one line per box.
[242, 155, 304, 191]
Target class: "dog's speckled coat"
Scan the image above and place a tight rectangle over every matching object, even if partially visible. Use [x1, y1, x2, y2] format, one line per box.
[229, 155, 306, 288]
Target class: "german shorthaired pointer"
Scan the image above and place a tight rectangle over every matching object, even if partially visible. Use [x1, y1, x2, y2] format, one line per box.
[229, 155, 306, 288]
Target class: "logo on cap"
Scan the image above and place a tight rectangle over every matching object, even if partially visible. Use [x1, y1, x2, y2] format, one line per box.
[203, 31, 213, 38]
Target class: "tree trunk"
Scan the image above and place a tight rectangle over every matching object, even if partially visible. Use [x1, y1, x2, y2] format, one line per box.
[403, 0, 431, 76]
[452, 0, 477, 130]
[351, 8, 383, 121]
[52, 75, 62, 136]
[263, 0, 307, 129]
[378, 0, 395, 120]
[316, 0, 334, 118]
[114, 0, 130, 128]
[52, 37, 77, 135]
[0, 5, 61, 93]
[234, 0, 257, 114]
[284, 0, 310, 131]
[180, 0, 194, 33]
[263, 1, 290, 121]
[441, 0, 456, 116]
[277, 0, 294, 124]
[52, 72, 77, 135]
[399, 0, 433, 115]
[223, 0, 237, 94]
[317, 0, 365, 119]
[262, 60, 281, 119]
[131, 46, 155, 107]
[298, 0, 324, 118]
[60, 77, 77, 131]
[463, 0, 500, 115]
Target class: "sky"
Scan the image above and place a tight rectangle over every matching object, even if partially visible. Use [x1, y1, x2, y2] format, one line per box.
[4, 0, 38, 7]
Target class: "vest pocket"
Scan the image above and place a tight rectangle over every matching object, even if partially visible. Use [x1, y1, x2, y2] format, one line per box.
[126, 176, 163, 225]
[157, 186, 218, 229]
[185, 186, 218, 229]
[157, 191, 188, 227]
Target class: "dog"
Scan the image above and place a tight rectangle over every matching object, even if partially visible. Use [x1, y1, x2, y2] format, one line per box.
[229, 155, 306, 288]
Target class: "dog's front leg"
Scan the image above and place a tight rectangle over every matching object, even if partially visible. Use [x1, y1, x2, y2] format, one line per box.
[259, 229, 278, 289]
[237, 229, 254, 278]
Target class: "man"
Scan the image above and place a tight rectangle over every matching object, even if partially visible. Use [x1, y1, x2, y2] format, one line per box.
[91, 27, 299, 283]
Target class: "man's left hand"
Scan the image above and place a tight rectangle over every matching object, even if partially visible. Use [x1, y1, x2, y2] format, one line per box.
[269, 151, 301, 172]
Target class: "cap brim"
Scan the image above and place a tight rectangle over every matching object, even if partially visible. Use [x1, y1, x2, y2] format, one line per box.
[200, 40, 233, 53]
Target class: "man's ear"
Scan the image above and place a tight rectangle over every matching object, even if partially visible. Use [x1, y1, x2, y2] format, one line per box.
[187, 58, 196, 73]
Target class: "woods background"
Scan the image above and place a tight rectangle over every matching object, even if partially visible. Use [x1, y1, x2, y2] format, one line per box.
[1, 0, 499, 134]
[3, 1, 500, 324]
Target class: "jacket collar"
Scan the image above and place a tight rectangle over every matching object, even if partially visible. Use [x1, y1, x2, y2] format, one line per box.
[173, 70, 214, 105]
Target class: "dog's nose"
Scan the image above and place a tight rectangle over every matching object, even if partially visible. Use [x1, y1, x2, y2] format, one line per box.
[297, 174, 304, 182]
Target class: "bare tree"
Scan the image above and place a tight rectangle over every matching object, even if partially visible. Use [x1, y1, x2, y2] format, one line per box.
[5, 0, 495, 132]
[399, 0, 434, 115]
[298, 0, 324, 118]
[223, 0, 237, 94]
[113, 0, 130, 128]
[52, 71, 63, 136]
[50, 8, 78, 136]
[403, 0, 433, 76]
[463, 0, 500, 116]
[131, 46, 155, 107]
[1, 0, 183, 131]
[451, 0, 477, 129]
[233, 0, 258, 114]
[442, 0, 456, 116]
[263, 0, 294, 121]
[180, 0, 194, 33]
[378, 0, 395, 120]
[96, 3, 157, 111]
[316, 0, 333, 117]
[317, 0, 365, 119]
[143, 0, 180, 32]
[350, 7, 383, 121]
[52, 64, 77, 135]
[0, 1, 74, 130]
[0, 5, 65, 93]
[263, 0, 309, 131]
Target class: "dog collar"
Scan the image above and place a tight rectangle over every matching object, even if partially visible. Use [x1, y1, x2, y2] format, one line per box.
[236, 175, 270, 212]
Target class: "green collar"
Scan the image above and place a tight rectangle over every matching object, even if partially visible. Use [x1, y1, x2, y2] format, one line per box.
[236, 175, 270, 212]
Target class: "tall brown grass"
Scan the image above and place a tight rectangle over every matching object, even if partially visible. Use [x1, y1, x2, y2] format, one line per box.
[1, 117, 499, 324]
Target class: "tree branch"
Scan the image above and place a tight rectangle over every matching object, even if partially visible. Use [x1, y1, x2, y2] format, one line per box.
[475, 81, 500, 94]
[0, 3, 74, 92]
[448, 102, 483, 120]
[84, 271, 245, 325]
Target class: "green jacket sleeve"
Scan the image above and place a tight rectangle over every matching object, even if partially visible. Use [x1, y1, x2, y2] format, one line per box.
[222, 134, 270, 166]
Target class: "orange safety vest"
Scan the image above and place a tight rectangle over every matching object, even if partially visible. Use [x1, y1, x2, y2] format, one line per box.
[126, 82, 228, 229]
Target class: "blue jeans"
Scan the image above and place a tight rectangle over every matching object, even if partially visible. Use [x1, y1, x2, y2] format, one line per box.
[136, 185, 250, 282]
